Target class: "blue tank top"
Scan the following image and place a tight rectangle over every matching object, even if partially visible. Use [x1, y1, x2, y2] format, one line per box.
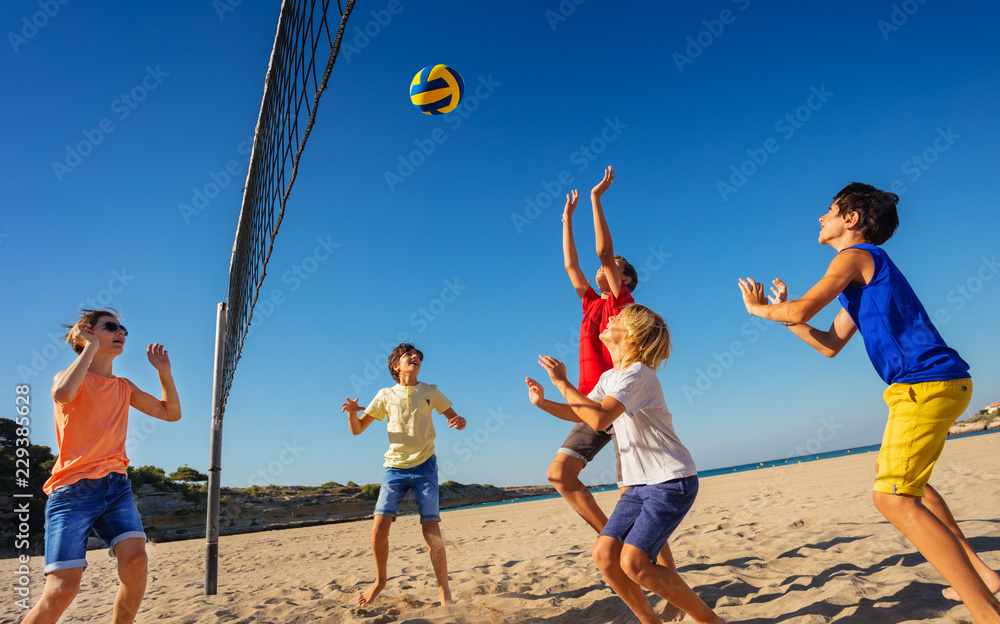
[838, 244, 969, 385]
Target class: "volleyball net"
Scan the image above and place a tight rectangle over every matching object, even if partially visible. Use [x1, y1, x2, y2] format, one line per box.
[206, 0, 357, 594]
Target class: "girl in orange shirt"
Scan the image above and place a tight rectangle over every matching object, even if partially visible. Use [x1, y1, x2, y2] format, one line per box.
[23, 308, 181, 624]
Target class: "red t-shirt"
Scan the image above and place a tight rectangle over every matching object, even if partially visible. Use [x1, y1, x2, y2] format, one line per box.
[578, 284, 634, 395]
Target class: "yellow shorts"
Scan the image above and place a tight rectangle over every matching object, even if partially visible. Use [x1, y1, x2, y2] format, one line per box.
[875, 378, 972, 497]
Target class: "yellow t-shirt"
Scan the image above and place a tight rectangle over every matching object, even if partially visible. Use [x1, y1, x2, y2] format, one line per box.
[367, 382, 452, 468]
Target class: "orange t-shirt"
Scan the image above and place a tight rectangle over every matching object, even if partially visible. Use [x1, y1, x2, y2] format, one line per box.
[43, 372, 132, 495]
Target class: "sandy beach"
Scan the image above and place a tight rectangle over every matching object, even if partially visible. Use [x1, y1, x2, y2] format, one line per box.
[4, 433, 998, 623]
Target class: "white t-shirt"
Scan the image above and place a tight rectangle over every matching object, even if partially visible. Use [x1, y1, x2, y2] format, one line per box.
[589, 362, 697, 487]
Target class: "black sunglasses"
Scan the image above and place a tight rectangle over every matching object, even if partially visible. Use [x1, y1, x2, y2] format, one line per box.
[97, 321, 128, 336]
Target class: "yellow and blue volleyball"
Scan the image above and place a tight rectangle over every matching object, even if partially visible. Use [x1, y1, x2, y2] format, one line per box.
[409, 65, 464, 115]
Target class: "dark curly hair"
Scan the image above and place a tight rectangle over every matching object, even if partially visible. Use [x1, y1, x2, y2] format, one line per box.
[388, 343, 423, 382]
[833, 182, 899, 246]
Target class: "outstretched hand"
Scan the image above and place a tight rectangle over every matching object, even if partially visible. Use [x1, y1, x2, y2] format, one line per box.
[525, 377, 545, 406]
[768, 278, 788, 305]
[563, 189, 579, 218]
[342, 397, 363, 414]
[591, 166, 614, 197]
[146, 344, 171, 372]
[447, 413, 466, 430]
[537, 355, 569, 385]
[738, 277, 769, 315]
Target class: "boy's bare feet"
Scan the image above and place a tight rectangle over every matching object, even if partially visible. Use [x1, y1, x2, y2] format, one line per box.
[660, 601, 686, 621]
[439, 587, 454, 606]
[357, 580, 385, 608]
[942, 568, 1000, 601]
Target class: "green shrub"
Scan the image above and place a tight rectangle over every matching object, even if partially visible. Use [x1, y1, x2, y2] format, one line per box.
[361, 484, 381, 500]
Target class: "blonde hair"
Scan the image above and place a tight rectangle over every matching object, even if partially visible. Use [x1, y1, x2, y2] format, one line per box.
[616, 304, 672, 370]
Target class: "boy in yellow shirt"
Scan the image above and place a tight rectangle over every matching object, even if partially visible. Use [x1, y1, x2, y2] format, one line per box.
[343, 343, 466, 608]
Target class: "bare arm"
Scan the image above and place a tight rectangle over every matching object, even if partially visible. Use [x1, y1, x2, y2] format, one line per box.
[51, 324, 100, 403]
[127, 344, 181, 422]
[757, 278, 858, 357]
[562, 190, 590, 299]
[342, 398, 375, 435]
[592, 166, 623, 297]
[785, 308, 858, 357]
[528, 355, 626, 431]
[441, 407, 466, 430]
[739, 249, 869, 325]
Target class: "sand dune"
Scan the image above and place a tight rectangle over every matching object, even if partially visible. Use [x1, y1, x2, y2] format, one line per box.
[4, 434, 998, 623]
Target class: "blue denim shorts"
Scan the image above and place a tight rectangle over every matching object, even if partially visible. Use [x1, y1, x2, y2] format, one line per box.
[374, 455, 440, 523]
[44, 472, 146, 573]
[601, 476, 699, 562]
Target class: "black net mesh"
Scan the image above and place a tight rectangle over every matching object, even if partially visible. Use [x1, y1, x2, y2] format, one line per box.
[220, 0, 356, 417]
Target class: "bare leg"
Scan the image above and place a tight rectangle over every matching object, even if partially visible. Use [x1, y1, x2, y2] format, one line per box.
[921, 484, 1000, 600]
[548, 454, 608, 533]
[21, 568, 83, 624]
[110, 538, 147, 624]
[593, 537, 723, 624]
[874, 491, 1000, 622]
[421, 521, 453, 606]
[657, 542, 686, 621]
[358, 515, 393, 608]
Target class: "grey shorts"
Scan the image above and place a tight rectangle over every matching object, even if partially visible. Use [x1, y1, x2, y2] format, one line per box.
[556, 421, 621, 482]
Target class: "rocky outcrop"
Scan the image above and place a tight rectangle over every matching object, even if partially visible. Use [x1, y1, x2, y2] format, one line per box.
[135, 483, 557, 543]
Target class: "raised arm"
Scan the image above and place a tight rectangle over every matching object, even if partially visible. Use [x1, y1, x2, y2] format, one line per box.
[739, 248, 870, 325]
[591, 166, 623, 298]
[127, 344, 181, 422]
[562, 190, 590, 299]
[342, 398, 375, 435]
[51, 323, 99, 403]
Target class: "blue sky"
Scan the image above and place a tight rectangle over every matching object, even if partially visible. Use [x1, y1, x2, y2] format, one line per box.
[3, 1, 998, 488]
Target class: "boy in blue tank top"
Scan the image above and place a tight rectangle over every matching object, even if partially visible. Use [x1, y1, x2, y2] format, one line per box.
[737, 183, 1000, 623]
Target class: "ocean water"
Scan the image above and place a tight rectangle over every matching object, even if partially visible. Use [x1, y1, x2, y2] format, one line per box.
[450, 428, 999, 513]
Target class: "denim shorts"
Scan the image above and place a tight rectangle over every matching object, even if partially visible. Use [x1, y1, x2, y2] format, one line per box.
[44, 472, 146, 573]
[600, 476, 699, 562]
[374, 455, 440, 522]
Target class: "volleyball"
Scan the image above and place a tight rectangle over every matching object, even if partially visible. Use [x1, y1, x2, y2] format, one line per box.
[409, 65, 464, 115]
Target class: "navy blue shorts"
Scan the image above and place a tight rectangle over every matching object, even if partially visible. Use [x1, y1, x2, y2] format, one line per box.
[600, 476, 698, 562]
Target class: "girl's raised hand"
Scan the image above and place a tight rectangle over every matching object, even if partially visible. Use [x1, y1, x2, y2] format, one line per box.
[146, 344, 171, 372]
